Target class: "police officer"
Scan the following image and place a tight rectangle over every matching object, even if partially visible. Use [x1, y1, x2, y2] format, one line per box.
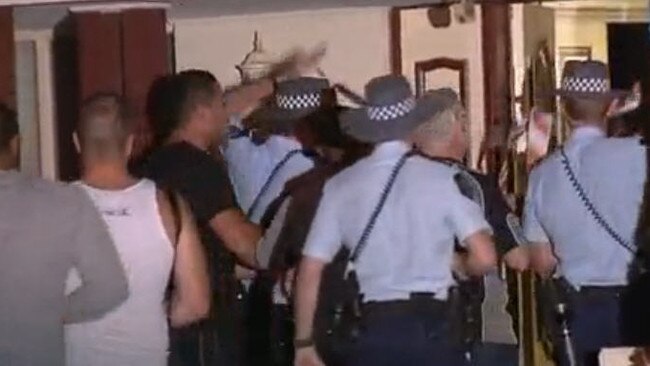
[293, 75, 497, 366]
[231, 77, 333, 365]
[411, 88, 528, 366]
[224, 76, 330, 223]
[580, 103, 648, 345]
[255, 105, 370, 366]
[523, 61, 638, 366]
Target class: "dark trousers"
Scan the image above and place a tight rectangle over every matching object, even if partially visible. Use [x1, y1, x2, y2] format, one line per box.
[469, 343, 518, 366]
[556, 288, 624, 366]
[270, 305, 294, 366]
[168, 318, 240, 366]
[344, 300, 465, 366]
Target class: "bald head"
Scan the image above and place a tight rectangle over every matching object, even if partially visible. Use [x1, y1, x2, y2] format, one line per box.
[76, 93, 133, 161]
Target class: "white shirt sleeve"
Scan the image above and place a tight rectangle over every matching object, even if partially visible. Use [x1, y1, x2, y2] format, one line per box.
[443, 178, 492, 244]
[522, 168, 550, 244]
[256, 198, 292, 269]
[302, 184, 343, 263]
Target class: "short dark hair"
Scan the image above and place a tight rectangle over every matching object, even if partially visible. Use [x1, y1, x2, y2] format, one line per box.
[563, 97, 611, 122]
[77, 93, 132, 158]
[302, 106, 351, 149]
[151, 70, 219, 143]
[0, 103, 18, 153]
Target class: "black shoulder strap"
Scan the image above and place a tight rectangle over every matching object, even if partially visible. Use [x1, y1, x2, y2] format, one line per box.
[247, 149, 303, 218]
[350, 151, 412, 263]
[560, 147, 635, 253]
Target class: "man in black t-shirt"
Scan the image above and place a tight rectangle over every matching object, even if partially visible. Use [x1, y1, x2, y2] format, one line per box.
[142, 48, 325, 366]
[143, 70, 258, 366]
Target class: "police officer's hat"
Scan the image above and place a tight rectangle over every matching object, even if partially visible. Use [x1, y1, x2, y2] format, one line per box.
[339, 75, 447, 143]
[554, 60, 627, 100]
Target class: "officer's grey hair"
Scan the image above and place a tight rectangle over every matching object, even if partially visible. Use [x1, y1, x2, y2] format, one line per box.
[414, 102, 464, 142]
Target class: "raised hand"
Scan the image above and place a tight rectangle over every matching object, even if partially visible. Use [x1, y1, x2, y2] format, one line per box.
[267, 43, 328, 81]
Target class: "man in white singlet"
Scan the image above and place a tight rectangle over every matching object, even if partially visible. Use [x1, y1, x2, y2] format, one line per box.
[64, 94, 210, 366]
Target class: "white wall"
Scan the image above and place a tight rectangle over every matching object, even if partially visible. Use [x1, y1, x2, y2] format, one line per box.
[173, 8, 391, 94]
[554, 7, 647, 64]
[399, 7, 484, 166]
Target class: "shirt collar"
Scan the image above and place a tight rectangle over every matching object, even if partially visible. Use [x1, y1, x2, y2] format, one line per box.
[569, 125, 605, 142]
[266, 135, 303, 153]
[370, 141, 412, 160]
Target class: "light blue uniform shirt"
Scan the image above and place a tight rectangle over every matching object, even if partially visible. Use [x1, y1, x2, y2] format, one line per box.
[523, 126, 637, 287]
[223, 122, 314, 223]
[303, 141, 491, 302]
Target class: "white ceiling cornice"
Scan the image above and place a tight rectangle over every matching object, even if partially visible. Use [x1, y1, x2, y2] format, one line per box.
[69, 1, 169, 13]
[554, 6, 648, 21]
[5, 0, 169, 6]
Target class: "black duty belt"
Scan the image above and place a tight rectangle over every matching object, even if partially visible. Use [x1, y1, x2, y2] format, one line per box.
[578, 285, 626, 297]
[361, 292, 445, 318]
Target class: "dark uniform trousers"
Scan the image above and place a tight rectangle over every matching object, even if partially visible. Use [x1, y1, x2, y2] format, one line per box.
[555, 287, 624, 366]
[344, 298, 465, 366]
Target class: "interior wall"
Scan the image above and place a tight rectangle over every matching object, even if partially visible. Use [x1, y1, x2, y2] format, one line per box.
[173, 7, 391, 94]
[399, 7, 484, 166]
[555, 8, 647, 64]
[512, 4, 556, 99]
[15, 40, 40, 176]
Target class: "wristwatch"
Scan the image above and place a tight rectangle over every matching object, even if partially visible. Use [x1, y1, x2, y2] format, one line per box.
[293, 337, 314, 350]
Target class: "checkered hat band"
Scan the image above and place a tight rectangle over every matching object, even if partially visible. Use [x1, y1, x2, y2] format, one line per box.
[562, 77, 610, 94]
[367, 97, 416, 121]
[276, 93, 321, 110]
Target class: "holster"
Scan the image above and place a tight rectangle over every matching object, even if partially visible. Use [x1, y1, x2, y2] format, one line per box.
[447, 279, 483, 349]
[310, 248, 353, 365]
[331, 270, 363, 341]
[537, 277, 577, 364]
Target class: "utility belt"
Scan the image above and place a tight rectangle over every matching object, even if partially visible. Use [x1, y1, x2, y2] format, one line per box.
[361, 292, 446, 319]
[575, 285, 626, 298]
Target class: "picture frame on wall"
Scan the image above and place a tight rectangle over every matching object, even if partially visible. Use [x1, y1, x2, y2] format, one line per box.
[558, 46, 592, 70]
[413, 57, 470, 164]
[414, 57, 468, 105]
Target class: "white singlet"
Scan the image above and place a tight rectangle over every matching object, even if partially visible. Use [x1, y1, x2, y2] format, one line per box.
[65, 179, 174, 366]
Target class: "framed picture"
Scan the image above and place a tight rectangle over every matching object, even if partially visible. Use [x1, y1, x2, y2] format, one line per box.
[414, 57, 468, 107]
[414, 57, 470, 165]
[558, 46, 592, 70]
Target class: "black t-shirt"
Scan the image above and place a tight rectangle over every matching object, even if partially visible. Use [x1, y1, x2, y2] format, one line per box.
[141, 142, 239, 276]
[142, 142, 244, 361]
[143, 142, 238, 221]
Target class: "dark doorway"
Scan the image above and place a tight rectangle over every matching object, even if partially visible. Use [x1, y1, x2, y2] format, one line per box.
[608, 23, 650, 101]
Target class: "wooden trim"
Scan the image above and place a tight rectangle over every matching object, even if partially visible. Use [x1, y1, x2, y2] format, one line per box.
[0, 7, 16, 108]
[75, 11, 123, 100]
[389, 7, 402, 75]
[481, 2, 512, 173]
[121, 8, 169, 156]
[414, 57, 468, 103]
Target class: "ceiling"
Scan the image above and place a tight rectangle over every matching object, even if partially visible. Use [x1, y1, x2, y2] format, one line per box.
[545, 0, 647, 10]
[12, 0, 650, 30]
[13, 0, 442, 29]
